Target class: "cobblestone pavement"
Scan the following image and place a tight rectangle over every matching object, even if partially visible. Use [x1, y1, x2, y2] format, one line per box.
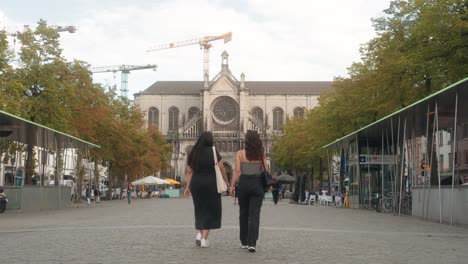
[1, 196, 468, 264]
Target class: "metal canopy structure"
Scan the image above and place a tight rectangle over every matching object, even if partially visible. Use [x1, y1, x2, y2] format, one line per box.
[322, 77, 468, 225]
[0, 109, 100, 212]
[323, 77, 468, 149]
[0, 109, 99, 149]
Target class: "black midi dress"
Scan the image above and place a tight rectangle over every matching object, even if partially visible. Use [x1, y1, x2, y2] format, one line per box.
[190, 146, 222, 230]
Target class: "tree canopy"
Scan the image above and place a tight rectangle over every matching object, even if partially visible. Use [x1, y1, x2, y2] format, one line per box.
[0, 20, 172, 185]
[272, 0, 468, 174]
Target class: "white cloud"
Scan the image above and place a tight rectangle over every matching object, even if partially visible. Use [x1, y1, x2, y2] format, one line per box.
[1, 0, 391, 98]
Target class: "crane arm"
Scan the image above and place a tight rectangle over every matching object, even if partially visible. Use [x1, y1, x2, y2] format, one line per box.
[147, 32, 232, 52]
[90, 64, 157, 73]
[201, 32, 232, 45]
[51, 25, 77, 33]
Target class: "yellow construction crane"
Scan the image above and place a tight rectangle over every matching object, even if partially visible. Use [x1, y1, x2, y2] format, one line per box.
[90, 64, 157, 98]
[147, 32, 232, 78]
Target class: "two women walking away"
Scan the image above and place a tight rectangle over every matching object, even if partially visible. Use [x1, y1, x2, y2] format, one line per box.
[230, 130, 269, 253]
[184, 131, 229, 248]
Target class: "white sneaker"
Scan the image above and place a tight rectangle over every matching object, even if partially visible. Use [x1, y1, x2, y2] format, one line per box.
[248, 246, 256, 252]
[200, 239, 209, 248]
[240, 244, 248, 249]
[195, 233, 202, 246]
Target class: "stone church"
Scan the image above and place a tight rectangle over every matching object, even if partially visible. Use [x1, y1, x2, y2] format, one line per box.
[134, 51, 333, 183]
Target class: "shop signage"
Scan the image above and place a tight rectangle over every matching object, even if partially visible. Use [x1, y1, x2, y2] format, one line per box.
[358, 154, 396, 165]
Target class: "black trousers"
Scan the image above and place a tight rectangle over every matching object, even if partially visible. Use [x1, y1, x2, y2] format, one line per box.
[238, 174, 264, 247]
[272, 190, 279, 204]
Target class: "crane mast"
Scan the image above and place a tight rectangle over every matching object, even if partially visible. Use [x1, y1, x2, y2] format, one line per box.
[90, 64, 157, 98]
[147, 32, 232, 78]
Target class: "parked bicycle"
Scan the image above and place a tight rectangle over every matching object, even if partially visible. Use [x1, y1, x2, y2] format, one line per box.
[363, 193, 382, 212]
[382, 192, 393, 213]
[363, 192, 393, 213]
[401, 192, 412, 215]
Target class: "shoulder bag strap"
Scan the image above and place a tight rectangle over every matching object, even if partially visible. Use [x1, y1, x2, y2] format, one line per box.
[212, 146, 218, 165]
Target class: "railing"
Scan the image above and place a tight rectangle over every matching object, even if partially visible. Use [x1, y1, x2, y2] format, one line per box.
[248, 114, 265, 132]
[213, 132, 239, 138]
[180, 132, 200, 139]
[182, 113, 201, 132]
[271, 130, 284, 137]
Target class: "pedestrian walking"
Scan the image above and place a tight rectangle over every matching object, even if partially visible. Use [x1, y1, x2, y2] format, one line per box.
[70, 179, 76, 202]
[85, 185, 91, 205]
[272, 181, 281, 205]
[184, 131, 229, 248]
[126, 181, 133, 204]
[229, 130, 269, 253]
[94, 188, 100, 204]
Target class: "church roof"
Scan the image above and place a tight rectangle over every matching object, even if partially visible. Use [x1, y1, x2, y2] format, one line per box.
[135, 81, 333, 96]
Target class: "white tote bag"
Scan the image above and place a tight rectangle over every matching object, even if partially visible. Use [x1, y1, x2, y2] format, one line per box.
[213, 146, 227, 193]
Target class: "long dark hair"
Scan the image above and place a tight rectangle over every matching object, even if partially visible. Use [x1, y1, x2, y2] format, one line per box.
[245, 130, 264, 161]
[187, 131, 214, 171]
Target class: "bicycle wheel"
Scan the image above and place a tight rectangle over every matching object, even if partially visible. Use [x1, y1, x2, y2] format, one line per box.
[362, 197, 370, 209]
[382, 197, 393, 213]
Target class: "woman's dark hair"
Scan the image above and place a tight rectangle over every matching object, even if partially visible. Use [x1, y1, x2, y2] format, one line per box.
[187, 131, 214, 171]
[244, 130, 264, 161]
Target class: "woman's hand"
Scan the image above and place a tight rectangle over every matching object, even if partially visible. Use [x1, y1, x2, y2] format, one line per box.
[184, 188, 190, 198]
[229, 186, 235, 197]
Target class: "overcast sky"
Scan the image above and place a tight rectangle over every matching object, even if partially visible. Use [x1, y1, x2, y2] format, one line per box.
[0, 0, 391, 99]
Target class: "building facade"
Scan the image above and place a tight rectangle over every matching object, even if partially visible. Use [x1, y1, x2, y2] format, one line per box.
[134, 52, 333, 183]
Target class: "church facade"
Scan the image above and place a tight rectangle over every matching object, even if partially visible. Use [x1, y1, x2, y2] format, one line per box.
[134, 52, 333, 183]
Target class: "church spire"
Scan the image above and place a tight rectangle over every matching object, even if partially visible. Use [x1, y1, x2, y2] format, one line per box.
[240, 72, 246, 91]
[221, 50, 229, 73]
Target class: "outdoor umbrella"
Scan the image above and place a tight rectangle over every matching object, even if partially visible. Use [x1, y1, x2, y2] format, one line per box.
[163, 178, 181, 185]
[132, 176, 170, 186]
[276, 174, 295, 184]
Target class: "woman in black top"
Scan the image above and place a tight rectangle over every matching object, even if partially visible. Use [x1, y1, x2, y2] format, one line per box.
[184, 131, 229, 248]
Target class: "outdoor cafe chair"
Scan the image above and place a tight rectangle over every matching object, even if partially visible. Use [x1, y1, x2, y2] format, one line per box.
[308, 195, 316, 205]
[334, 195, 342, 207]
[321, 195, 333, 206]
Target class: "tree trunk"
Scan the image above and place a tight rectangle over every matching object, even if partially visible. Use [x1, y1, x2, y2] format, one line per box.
[340, 149, 345, 194]
[76, 150, 84, 203]
[55, 148, 63, 186]
[300, 174, 306, 202]
[426, 114, 439, 186]
[25, 144, 34, 185]
[310, 167, 314, 193]
[319, 158, 323, 193]
[425, 75, 432, 96]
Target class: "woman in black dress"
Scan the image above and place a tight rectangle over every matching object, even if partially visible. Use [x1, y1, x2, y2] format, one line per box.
[184, 131, 229, 248]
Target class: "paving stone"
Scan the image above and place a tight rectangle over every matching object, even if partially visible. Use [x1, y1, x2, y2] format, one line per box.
[1, 197, 467, 264]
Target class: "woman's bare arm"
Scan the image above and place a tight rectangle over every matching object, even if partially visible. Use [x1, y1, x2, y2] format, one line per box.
[218, 160, 229, 186]
[184, 166, 193, 198]
[230, 151, 241, 196]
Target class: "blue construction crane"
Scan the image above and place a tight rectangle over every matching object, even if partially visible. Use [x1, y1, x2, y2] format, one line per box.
[90, 64, 157, 97]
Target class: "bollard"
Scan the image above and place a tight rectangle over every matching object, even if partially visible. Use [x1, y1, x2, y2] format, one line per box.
[345, 191, 349, 208]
